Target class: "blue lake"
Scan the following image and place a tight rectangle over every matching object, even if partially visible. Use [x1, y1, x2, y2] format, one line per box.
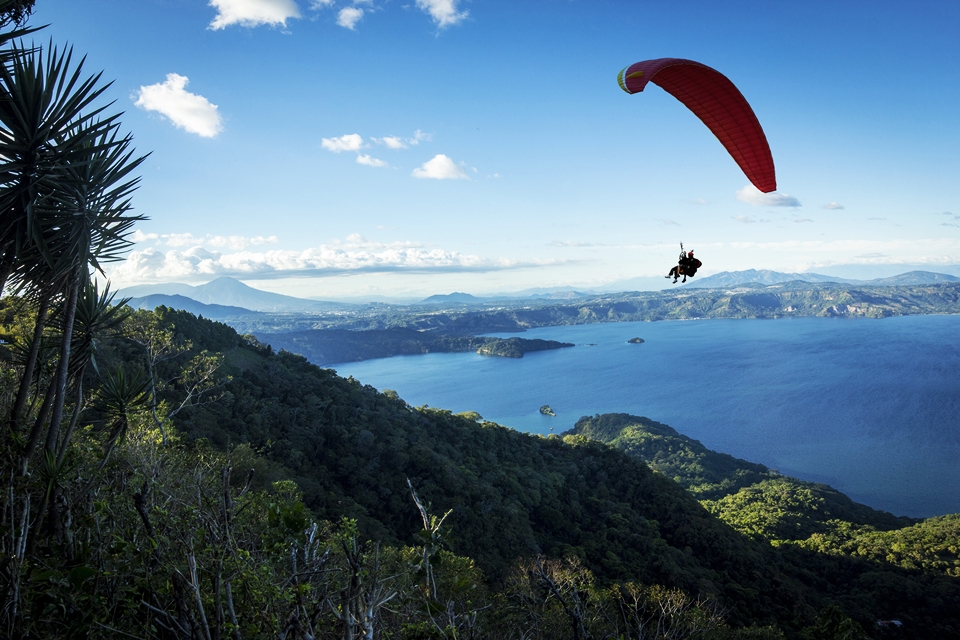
[331, 315, 960, 518]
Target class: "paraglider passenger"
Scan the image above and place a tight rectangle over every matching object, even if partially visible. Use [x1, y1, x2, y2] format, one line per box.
[666, 247, 702, 284]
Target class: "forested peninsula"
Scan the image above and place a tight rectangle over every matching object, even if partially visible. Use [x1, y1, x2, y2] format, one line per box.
[256, 327, 573, 364]
[4, 302, 958, 638]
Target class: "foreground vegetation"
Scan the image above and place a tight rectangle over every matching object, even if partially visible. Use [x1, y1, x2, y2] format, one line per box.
[5, 300, 959, 638]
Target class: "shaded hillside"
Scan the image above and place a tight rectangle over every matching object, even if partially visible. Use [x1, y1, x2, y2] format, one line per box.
[568, 413, 915, 539]
[146, 311, 960, 635]
[567, 413, 778, 500]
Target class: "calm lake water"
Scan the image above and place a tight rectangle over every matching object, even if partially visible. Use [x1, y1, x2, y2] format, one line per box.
[331, 315, 960, 518]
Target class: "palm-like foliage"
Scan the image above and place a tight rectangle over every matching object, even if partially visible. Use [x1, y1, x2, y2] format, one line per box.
[0, 40, 117, 294]
[0, 40, 119, 437]
[96, 364, 150, 444]
[0, 37, 145, 453]
[0, 24, 146, 578]
[0, 0, 35, 30]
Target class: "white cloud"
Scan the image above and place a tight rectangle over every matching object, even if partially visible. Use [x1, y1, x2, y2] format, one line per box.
[133, 232, 280, 251]
[134, 74, 223, 138]
[356, 154, 387, 167]
[735, 185, 801, 208]
[412, 154, 468, 180]
[321, 133, 364, 152]
[373, 131, 428, 149]
[109, 236, 538, 284]
[132, 230, 159, 243]
[794, 217, 813, 223]
[733, 215, 757, 224]
[208, 0, 301, 30]
[377, 136, 408, 149]
[822, 202, 845, 210]
[416, 0, 468, 27]
[310, 0, 334, 7]
[337, 6, 364, 29]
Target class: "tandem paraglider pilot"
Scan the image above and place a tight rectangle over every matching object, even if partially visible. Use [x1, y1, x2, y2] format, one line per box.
[666, 245, 702, 284]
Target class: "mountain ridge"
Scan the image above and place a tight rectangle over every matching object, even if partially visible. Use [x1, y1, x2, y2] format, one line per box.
[120, 276, 351, 312]
[125, 294, 259, 319]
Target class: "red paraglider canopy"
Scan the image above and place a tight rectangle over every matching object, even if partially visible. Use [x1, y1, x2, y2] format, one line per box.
[618, 58, 776, 193]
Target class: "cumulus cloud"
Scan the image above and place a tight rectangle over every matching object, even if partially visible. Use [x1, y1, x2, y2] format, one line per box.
[337, 6, 364, 29]
[356, 154, 387, 167]
[109, 236, 542, 283]
[416, 0, 468, 27]
[822, 202, 845, 210]
[735, 185, 801, 208]
[134, 74, 223, 138]
[208, 0, 301, 30]
[321, 133, 364, 152]
[412, 154, 468, 180]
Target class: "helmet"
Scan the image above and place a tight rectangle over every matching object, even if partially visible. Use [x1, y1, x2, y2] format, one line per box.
[688, 250, 694, 255]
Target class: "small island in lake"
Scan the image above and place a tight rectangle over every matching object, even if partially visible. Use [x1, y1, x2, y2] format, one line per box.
[627, 337, 645, 344]
[539, 405, 556, 416]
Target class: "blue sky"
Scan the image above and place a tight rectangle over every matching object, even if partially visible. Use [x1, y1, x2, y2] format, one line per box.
[32, 0, 960, 298]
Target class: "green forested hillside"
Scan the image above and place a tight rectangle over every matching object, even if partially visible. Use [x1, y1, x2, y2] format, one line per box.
[5, 303, 960, 638]
[567, 413, 914, 534]
[150, 311, 960, 635]
[568, 414, 960, 634]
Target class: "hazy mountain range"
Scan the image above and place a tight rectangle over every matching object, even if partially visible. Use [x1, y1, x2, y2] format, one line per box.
[682, 268, 959, 289]
[120, 270, 960, 318]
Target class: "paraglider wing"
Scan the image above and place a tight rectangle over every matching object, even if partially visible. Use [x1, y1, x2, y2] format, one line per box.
[618, 58, 776, 193]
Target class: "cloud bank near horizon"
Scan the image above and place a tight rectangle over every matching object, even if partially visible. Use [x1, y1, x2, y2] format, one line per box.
[110, 234, 552, 284]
